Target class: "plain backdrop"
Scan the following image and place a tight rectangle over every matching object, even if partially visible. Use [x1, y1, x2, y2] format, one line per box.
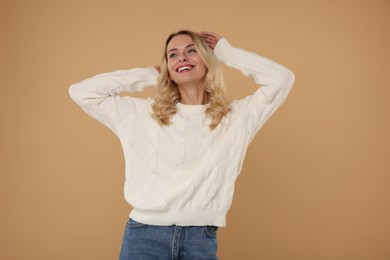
[1, 1, 390, 259]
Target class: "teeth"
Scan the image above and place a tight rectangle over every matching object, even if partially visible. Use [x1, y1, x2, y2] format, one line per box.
[178, 66, 192, 72]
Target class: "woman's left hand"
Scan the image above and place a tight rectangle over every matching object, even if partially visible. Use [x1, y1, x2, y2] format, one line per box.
[198, 31, 223, 50]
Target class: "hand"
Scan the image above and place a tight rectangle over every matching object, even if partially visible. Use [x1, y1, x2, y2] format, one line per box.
[198, 31, 223, 50]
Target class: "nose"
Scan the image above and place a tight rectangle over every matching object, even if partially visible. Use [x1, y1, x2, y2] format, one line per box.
[179, 53, 188, 62]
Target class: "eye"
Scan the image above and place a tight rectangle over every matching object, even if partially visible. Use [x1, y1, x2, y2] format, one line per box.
[169, 53, 177, 59]
[188, 48, 197, 54]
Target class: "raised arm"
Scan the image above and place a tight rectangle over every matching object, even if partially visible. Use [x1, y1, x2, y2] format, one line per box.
[200, 31, 295, 139]
[69, 66, 159, 135]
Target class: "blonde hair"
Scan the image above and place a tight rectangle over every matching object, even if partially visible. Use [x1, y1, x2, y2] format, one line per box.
[151, 30, 231, 129]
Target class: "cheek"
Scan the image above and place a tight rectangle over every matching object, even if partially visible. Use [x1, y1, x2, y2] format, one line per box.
[167, 62, 175, 74]
[166, 63, 176, 80]
[195, 57, 206, 71]
[199, 62, 207, 75]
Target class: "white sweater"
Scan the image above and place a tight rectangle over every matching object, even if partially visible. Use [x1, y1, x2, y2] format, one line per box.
[69, 38, 294, 227]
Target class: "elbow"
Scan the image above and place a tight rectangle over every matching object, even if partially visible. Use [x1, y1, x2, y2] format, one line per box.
[68, 84, 77, 100]
[282, 68, 295, 90]
[269, 66, 295, 91]
[274, 68, 295, 102]
[68, 83, 84, 104]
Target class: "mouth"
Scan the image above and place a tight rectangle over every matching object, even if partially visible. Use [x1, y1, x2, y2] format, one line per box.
[176, 65, 195, 73]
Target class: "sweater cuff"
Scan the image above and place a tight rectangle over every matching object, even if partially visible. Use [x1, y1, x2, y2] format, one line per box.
[214, 38, 237, 63]
[143, 66, 159, 87]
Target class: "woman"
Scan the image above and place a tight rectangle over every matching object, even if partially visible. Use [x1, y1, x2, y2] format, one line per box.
[69, 30, 294, 259]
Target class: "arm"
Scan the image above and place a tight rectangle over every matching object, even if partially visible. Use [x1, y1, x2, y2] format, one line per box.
[69, 66, 159, 135]
[200, 31, 295, 138]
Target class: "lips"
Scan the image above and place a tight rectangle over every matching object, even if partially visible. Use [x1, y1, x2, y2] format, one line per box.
[176, 64, 195, 73]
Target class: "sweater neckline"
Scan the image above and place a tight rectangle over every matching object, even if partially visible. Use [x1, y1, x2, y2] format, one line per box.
[176, 102, 209, 113]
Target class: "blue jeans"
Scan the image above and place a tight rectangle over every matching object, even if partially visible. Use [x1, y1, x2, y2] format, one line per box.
[119, 218, 219, 260]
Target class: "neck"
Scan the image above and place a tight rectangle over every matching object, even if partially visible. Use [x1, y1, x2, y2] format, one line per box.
[177, 82, 208, 105]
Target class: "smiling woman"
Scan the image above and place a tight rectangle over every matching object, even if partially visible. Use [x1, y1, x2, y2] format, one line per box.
[167, 35, 207, 90]
[152, 30, 231, 129]
[69, 29, 295, 259]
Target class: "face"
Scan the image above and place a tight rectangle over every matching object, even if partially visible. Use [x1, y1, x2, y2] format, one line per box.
[166, 34, 207, 86]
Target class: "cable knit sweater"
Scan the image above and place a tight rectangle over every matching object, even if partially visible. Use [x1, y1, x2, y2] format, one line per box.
[69, 38, 294, 227]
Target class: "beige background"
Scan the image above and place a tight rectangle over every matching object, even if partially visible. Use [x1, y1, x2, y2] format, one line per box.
[1, 0, 390, 259]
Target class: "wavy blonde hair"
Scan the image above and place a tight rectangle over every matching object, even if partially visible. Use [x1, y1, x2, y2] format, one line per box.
[151, 30, 231, 129]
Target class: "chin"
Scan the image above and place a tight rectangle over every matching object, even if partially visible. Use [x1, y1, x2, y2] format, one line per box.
[172, 76, 205, 86]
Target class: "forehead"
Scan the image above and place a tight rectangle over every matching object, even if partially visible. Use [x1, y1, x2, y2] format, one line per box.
[166, 34, 194, 52]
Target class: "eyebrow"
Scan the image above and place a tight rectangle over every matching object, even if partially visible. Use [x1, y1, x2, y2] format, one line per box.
[167, 44, 195, 53]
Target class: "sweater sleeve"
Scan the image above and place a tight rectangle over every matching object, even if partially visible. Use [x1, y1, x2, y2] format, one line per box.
[214, 38, 295, 141]
[69, 66, 159, 136]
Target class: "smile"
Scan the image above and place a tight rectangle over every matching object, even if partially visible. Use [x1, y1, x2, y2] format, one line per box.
[176, 65, 194, 73]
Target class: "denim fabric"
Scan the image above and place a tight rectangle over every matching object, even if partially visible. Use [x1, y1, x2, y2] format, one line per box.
[119, 218, 218, 260]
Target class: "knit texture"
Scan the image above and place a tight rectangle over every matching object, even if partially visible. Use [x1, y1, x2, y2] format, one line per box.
[69, 38, 295, 227]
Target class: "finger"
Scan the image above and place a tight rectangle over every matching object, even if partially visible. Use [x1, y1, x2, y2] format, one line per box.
[199, 32, 213, 38]
[200, 31, 222, 41]
[202, 35, 215, 41]
[203, 35, 216, 41]
[201, 37, 214, 43]
[200, 31, 215, 36]
[198, 34, 211, 41]
[204, 39, 215, 45]
[202, 36, 214, 41]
